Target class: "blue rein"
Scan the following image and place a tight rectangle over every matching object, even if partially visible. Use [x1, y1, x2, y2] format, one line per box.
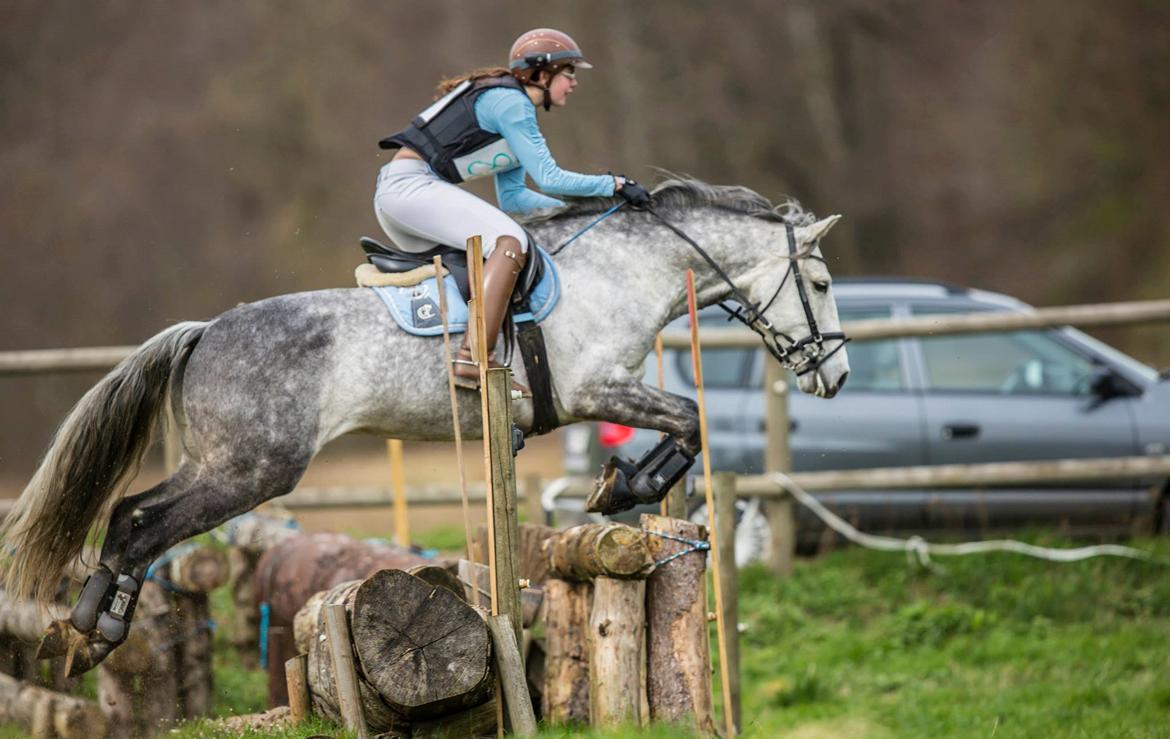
[548, 202, 626, 256]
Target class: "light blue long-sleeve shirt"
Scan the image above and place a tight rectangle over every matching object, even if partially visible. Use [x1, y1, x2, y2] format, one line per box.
[475, 87, 615, 214]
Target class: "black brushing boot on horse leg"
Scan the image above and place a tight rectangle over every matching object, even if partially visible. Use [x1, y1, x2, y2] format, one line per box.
[586, 436, 696, 515]
[452, 235, 531, 398]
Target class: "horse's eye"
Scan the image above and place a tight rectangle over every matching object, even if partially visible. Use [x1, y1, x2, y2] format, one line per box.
[813, 281, 830, 294]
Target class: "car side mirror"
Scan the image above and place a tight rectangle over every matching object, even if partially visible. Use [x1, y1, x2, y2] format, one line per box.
[1087, 366, 1132, 402]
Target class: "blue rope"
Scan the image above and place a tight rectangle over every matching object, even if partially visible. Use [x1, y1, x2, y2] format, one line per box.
[643, 528, 710, 568]
[144, 541, 203, 584]
[259, 602, 271, 669]
[549, 203, 626, 256]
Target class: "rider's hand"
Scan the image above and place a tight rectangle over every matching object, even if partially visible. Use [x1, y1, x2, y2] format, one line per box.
[616, 176, 651, 208]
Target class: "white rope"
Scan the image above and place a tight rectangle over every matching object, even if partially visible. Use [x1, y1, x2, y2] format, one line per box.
[769, 472, 1164, 568]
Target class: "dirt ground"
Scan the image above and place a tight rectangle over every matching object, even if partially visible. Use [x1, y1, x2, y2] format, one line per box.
[0, 430, 570, 541]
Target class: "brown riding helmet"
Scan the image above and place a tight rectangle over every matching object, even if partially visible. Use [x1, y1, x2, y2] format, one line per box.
[508, 28, 593, 79]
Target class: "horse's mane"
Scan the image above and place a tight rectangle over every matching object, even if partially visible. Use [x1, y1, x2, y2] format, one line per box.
[521, 174, 817, 227]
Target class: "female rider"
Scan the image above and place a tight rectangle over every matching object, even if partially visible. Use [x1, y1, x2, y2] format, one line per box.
[375, 28, 650, 396]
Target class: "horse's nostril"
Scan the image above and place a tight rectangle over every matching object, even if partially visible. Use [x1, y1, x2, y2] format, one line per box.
[835, 371, 849, 392]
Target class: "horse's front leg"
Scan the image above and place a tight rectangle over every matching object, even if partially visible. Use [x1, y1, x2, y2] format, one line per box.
[569, 378, 700, 515]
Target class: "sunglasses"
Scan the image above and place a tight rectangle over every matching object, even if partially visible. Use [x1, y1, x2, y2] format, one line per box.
[557, 66, 577, 80]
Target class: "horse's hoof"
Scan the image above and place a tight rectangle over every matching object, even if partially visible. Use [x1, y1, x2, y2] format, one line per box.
[64, 631, 117, 678]
[38, 619, 117, 677]
[35, 619, 74, 660]
[586, 459, 639, 515]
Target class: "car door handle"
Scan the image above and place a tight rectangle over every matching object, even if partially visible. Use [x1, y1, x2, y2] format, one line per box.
[942, 423, 980, 440]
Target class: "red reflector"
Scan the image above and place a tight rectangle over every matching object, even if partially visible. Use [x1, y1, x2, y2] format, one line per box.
[597, 422, 636, 448]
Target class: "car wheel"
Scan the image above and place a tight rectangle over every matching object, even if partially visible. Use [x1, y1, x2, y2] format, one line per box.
[687, 496, 771, 567]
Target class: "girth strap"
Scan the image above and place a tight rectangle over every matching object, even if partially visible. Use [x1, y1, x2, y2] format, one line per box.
[515, 321, 558, 436]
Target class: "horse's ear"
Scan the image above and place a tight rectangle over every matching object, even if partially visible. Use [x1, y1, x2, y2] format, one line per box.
[802, 214, 842, 244]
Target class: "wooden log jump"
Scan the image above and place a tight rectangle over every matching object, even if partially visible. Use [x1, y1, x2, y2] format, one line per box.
[543, 523, 652, 581]
[641, 513, 717, 733]
[293, 568, 493, 734]
[253, 531, 434, 707]
[0, 672, 107, 739]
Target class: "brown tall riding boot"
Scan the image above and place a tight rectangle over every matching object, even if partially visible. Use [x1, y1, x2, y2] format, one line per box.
[452, 242, 532, 397]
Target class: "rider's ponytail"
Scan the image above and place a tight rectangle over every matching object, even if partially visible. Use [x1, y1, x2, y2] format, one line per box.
[435, 66, 513, 96]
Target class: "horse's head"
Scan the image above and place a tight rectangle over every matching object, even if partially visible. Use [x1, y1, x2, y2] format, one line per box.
[741, 214, 850, 398]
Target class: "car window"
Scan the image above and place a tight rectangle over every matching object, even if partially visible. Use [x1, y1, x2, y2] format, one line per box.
[912, 307, 1097, 395]
[675, 348, 751, 388]
[832, 306, 905, 392]
[668, 307, 753, 388]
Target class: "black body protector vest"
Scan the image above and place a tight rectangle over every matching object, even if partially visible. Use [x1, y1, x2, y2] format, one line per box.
[379, 75, 525, 184]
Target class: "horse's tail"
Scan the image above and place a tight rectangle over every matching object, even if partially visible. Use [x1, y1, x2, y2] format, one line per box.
[1, 321, 209, 604]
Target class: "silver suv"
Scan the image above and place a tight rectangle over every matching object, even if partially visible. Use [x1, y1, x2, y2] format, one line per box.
[560, 279, 1170, 558]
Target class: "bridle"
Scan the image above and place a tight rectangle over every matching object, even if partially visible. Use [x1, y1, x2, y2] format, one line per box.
[548, 200, 849, 376]
[646, 210, 849, 377]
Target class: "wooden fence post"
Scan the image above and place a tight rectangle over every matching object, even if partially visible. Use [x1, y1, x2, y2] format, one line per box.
[324, 604, 369, 739]
[387, 439, 410, 548]
[285, 654, 310, 724]
[588, 577, 646, 727]
[641, 514, 716, 733]
[714, 472, 742, 733]
[764, 360, 796, 576]
[486, 614, 537, 736]
[484, 368, 524, 648]
[542, 578, 592, 724]
[524, 474, 544, 526]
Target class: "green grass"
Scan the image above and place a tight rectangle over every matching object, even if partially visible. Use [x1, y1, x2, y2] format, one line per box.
[7, 534, 1169, 737]
[726, 534, 1170, 738]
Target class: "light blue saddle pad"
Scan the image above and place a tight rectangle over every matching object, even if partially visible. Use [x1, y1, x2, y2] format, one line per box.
[370, 245, 560, 336]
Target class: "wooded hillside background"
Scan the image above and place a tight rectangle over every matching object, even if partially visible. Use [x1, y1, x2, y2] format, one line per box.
[2, 0, 1168, 476]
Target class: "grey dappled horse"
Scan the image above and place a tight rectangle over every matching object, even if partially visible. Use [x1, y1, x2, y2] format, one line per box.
[1, 178, 849, 673]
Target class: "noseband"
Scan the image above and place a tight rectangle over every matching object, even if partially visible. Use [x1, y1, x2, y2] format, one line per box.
[647, 211, 849, 376]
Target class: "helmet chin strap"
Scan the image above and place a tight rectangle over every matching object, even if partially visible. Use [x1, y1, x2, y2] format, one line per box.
[531, 75, 552, 111]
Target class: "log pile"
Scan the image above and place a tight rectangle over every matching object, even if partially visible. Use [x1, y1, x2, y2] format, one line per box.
[0, 588, 74, 696]
[254, 531, 437, 707]
[219, 510, 301, 669]
[292, 568, 494, 735]
[0, 671, 106, 739]
[539, 522, 655, 728]
[535, 516, 715, 732]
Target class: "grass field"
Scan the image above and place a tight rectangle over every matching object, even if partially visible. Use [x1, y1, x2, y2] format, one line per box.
[8, 532, 1170, 738]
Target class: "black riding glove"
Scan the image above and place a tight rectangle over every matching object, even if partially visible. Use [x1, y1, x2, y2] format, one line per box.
[617, 177, 652, 208]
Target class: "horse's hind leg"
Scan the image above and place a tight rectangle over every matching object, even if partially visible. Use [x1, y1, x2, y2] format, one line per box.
[66, 464, 200, 637]
[57, 450, 309, 675]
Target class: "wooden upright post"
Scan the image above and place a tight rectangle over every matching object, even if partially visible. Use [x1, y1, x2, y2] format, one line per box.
[655, 333, 688, 519]
[387, 439, 410, 548]
[435, 254, 480, 604]
[285, 654, 310, 724]
[524, 474, 544, 526]
[714, 472, 742, 733]
[324, 604, 369, 739]
[641, 514, 715, 732]
[485, 368, 524, 648]
[588, 577, 646, 727]
[686, 270, 736, 738]
[486, 614, 537, 736]
[764, 361, 796, 576]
